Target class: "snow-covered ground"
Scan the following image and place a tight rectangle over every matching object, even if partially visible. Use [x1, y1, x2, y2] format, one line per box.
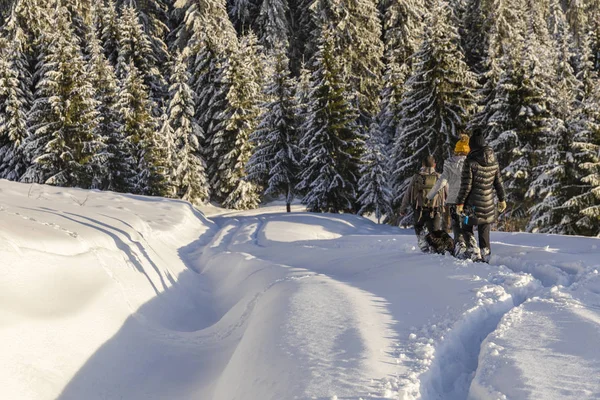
[1, 180, 599, 400]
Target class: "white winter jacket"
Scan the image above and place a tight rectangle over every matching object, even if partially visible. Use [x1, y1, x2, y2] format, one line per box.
[427, 155, 466, 204]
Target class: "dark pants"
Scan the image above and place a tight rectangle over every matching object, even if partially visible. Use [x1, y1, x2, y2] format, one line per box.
[448, 204, 464, 244]
[443, 205, 452, 233]
[414, 208, 442, 237]
[462, 223, 491, 252]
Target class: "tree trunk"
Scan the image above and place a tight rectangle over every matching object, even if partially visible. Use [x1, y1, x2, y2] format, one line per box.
[286, 202, 291, 213]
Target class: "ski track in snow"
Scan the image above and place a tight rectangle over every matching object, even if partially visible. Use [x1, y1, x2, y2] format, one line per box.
[413, 241, 600, 400]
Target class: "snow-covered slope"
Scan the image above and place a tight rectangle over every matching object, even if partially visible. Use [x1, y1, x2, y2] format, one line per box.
[1, 180, 599, 400]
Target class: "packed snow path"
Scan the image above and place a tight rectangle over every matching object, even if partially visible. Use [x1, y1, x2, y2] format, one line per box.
[1, 181, 599, 400]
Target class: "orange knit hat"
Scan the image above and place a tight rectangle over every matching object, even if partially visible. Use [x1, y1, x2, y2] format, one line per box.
[454, 134, 470, 155]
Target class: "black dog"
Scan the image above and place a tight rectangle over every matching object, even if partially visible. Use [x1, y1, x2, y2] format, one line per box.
[425, 230, 455, 255]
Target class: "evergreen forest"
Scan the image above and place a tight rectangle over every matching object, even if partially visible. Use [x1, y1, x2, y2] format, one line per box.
[0, 0, 599, 235]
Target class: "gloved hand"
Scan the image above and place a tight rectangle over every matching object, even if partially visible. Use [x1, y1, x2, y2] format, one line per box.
[498, 201, 507, 213]
[456, 204, 464, 214]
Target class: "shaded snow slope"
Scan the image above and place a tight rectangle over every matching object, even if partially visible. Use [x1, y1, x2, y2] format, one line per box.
[1, 180, 600, 400]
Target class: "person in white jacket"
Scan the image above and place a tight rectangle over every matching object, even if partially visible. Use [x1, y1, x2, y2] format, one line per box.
[427, 134, 470, 253]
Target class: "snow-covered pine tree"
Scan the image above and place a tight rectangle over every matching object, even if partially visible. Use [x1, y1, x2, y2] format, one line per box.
[390, 0, 477, 207]
[97, 0, 120, 65]
[0, 39, 27, 180]
[358, 121, 393, 223]
[116, 5, 166, 110]
[63, 0, 92, 47]
[189, 34, 232, 187]
[310, 0, 384, 120]
[210, 33, 262, 209]
[86, 18, 131, 192]
[168, 51, 209, 204]
[247, 45, 300, 212]
[467, 0, 527, 136]
[296, 27, 362, 213]
[288, 0, 314, 74]
[20, 6, 102, 188]
[118, 60, 167, 196]
[0, 36, 29, 181]
[380, 0, 426, 70]
[157, 109, 177, 197]
[527, 2, 581, 233]
[560, 31, 600, 236]
[227, 0, 261, 34]
[172, 0, 238, 52]
[568, 134, 600, 237]
[256, 0, 289, 51]
[379, 61, 406, 147]
[379, 0, 426, 147]
[0, 0, 12, 25]
[487, 30, 554, 231]
[177, 0, 239, 189]
[115, 0, 170, 63]
[294, 60, 311, 145]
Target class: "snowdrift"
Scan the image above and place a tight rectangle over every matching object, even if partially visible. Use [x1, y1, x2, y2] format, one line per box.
[1, 179, 599, 400]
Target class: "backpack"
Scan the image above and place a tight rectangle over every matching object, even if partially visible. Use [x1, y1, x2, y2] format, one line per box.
[414, 172, 439, 209]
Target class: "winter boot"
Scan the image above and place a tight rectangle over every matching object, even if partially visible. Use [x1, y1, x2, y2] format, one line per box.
[417, 233, 431, 253]
[466, 234, 481, 262]
[454, 241, 467, 259]
[480, 248, 491, 263]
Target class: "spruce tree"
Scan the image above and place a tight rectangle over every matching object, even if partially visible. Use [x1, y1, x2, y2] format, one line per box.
[228, 0, 261, 34]
[560, 32, 600, 236]
[380, 0, 426, 69]
[288, 0, 314, 74]
[157, 109, 177, 197]
[377, 0, 426, 145]
[391, 1, 477, 205]
[115, 0, 170, 63]
[358, 121, 393, 223]
[296, 28, 362, 213]
[20, 6, 102, 188]
[118, 60, 166, 195]
[172, 0, 238, 52]
[247, 46, 300, 212]
[210, 33, 262, 209]
[567, 137, 600, 236]
[527, 3, 580, 233]
[189, 34, 232, 188]
[467, 0, 527, 136]
[86, 21, 130, 192]
[168, 51, 209, 204]
[379, 61, 406, 147]
[487, 31, 554, 230]
[97, 0, 120, 65]
[116, 5, 166, 110]
[310, 0, 384, 120]
[256, 0, 289, 51]
[0, 31, 30, 181]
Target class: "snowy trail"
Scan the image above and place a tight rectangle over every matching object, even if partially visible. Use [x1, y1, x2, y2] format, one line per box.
[2, 181, 600, 400]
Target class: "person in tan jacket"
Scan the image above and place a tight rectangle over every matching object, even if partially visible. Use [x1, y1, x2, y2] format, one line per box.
[400, 156, 445, 251]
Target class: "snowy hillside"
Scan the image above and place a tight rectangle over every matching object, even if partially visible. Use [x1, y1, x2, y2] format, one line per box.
[1, 180, 599, 400]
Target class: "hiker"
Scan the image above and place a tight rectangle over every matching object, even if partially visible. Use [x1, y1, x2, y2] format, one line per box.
[426, 133, 470, 255]
[455, 133, 507, 263]
[399, 156, 445, 252]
